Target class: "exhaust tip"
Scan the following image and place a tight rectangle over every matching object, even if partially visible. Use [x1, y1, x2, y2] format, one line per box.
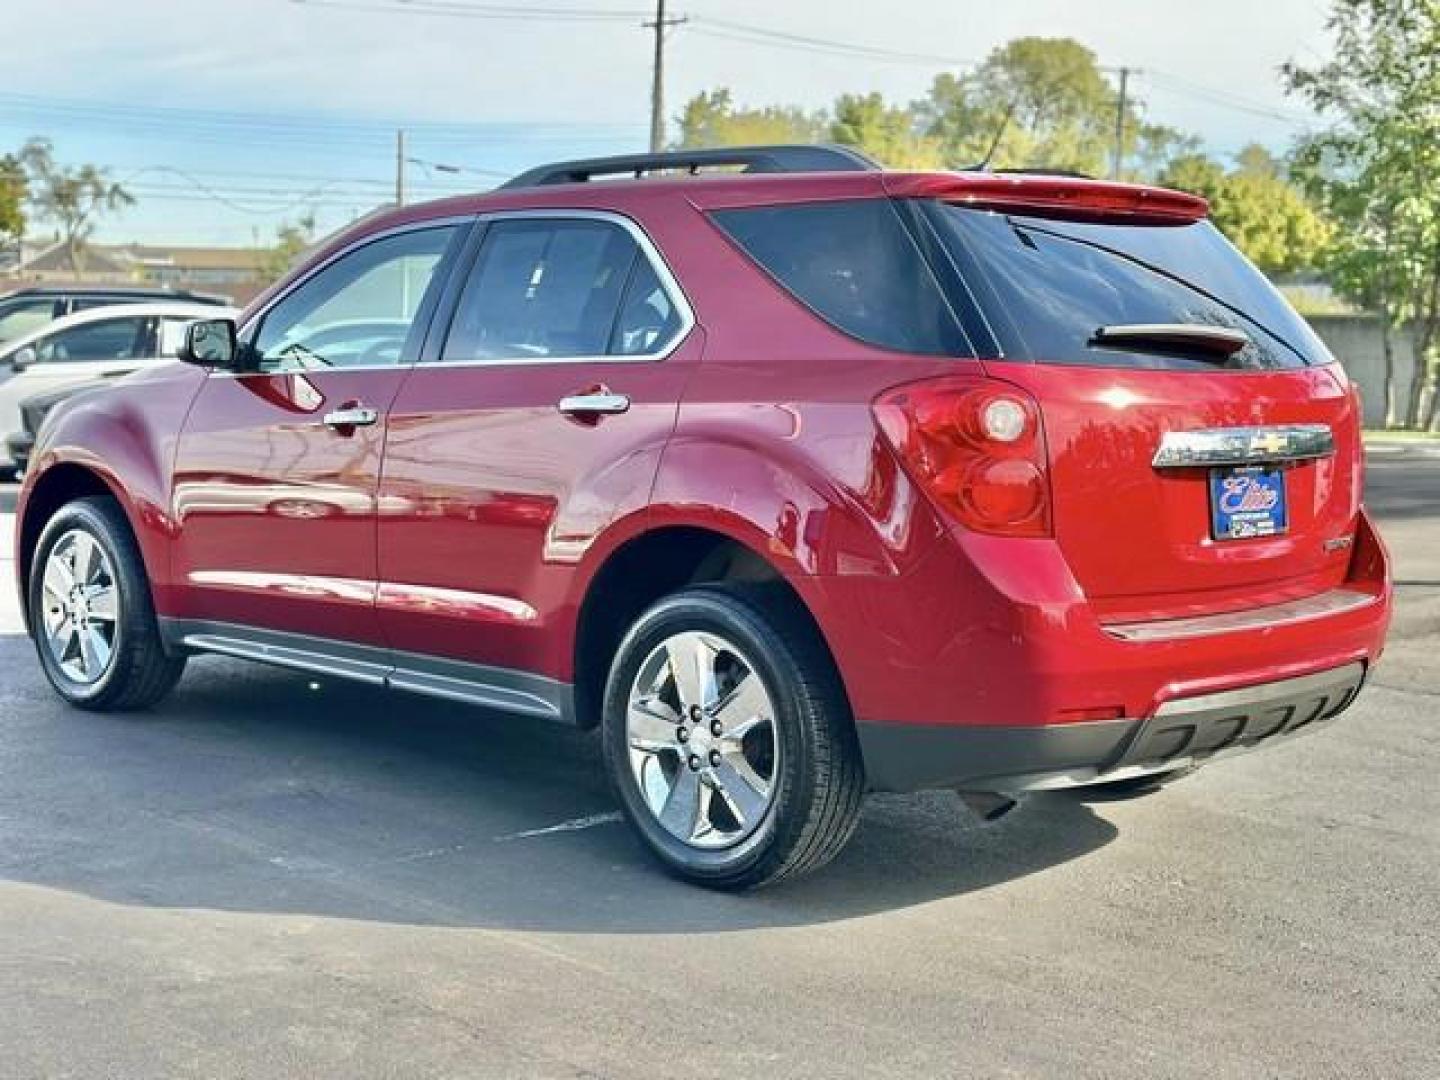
[957, 790, 1019, 822]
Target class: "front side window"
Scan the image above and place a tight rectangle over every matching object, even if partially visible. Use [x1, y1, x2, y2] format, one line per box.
[439, 218, 683, 363]
[35, 316, 152, 364]
[253, 225, 459, 371]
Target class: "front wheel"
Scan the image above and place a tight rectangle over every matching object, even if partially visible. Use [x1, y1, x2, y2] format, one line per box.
[29, 497, 187, 711]
[601, 584, 864, 890]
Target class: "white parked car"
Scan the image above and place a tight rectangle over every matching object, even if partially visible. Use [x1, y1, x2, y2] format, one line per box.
[0, 300, 239, 471]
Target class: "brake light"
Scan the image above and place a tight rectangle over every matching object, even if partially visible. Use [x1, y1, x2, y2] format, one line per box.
[873, 378, 1053, 537]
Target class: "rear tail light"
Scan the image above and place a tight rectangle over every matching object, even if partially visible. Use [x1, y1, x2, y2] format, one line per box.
[873, 377, 1053, 537]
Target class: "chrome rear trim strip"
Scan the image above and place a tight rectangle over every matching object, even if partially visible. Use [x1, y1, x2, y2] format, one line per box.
[1152, 424, 1334, 468]
[1102, 587, 1377, 643]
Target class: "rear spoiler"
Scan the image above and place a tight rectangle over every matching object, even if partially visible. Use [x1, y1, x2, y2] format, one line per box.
[883, 173, 1209, 224]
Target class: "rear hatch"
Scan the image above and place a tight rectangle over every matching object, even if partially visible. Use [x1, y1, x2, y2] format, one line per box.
[914, 198, 1362, 619]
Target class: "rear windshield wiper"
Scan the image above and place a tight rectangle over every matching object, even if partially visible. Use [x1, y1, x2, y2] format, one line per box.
[1090, 323, 1250, 358]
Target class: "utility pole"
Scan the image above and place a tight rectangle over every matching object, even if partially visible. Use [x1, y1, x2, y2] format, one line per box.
[395, 129, 406, 207]
[644, 0, 687, 153]
[1111, 67, 1131, 181]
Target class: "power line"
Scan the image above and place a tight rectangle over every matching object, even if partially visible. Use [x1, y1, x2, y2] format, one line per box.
[1143, 71, 1316, 127]
[290, 0, 648, 21]
[0, 90, 641, 141]
[689, 17, 973, 67]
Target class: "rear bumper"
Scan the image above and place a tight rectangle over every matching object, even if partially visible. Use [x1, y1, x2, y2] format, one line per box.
[859, 661, 1366, 792]
[808, 507, 1390, 791]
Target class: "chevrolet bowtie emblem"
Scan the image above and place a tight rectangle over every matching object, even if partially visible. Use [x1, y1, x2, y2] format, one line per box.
[1251, 432, 1288, 455]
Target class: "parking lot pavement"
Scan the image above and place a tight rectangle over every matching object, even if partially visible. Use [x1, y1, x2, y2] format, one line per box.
[1, 462, 1437, 1079]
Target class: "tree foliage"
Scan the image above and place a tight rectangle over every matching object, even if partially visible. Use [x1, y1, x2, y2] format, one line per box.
[1284, 0, 1440, 429]
[261, 213, 318, 282]
[677, 38, 1197, 182]
[830, 93, 942, 168]
[915, 38, 1193, 176]
[675, 89, 826, 150]
[19, 138, 134, 277]
[0, 154, 25, 250]
[1158, 146, 1332, 276]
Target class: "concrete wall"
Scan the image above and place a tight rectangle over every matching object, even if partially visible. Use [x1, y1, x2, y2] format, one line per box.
[1309, 315, 1419, 428]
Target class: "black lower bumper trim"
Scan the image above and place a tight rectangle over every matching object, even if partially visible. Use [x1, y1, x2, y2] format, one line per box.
[857, 662, 1367, 793]
[857, 717, 1139, 793]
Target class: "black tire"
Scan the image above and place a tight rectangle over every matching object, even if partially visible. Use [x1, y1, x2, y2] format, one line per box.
[601, 584, 864, 890]
[28, 496, 186, 711]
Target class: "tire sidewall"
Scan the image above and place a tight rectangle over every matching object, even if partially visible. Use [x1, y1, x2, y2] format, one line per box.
[29, 501, 134, 705]
[601, 590, 817, 884]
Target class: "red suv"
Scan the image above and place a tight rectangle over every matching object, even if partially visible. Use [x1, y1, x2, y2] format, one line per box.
[15, 146, 1392, 888]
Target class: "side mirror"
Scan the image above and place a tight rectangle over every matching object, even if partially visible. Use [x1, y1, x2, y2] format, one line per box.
[10, 345, 36, 373]
[180, 318, 243, 370]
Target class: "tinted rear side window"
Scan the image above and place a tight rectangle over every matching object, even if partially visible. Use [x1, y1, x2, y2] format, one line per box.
[442, 219, 640, 363]
[922, 204, 1328, 371]
[711, 200, 969, 356]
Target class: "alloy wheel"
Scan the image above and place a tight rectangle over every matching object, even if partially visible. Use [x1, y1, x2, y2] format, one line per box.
[40, 528, 119, 686]
[625, 630, 780, 849]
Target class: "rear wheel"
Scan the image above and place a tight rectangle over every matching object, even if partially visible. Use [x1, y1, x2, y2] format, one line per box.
[601, 584, 864, 890]
[29, 497, 186, 711]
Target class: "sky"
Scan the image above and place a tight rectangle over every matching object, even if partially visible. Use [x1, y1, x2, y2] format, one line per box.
[1, 0, 1335, 247]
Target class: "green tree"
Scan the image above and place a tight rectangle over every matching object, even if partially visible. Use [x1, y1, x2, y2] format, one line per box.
[0, 154, 25, 251]
[1285, 0, 1440, 430]
[829, 93, 941, 168]
[262, 213, 318, 282]
[675, 89, 826, 150]
[914, 38, 1194, 178]
[1158, 147, 1332, 277]
[18, 139, 134, 277]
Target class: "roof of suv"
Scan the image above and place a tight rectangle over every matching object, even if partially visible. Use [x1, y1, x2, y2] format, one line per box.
[373, 146, 1207, 235]
[243, 146, 1211, 320]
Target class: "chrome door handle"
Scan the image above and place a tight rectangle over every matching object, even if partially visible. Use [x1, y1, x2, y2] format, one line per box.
[322, 405, 379, 429]
[557, 391, 630, 417]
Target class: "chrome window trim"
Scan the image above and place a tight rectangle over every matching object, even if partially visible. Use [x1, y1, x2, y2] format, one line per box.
[1151, 424, 1335, 468]
[424, 207, 696, 369]
[217, 209, 695, 376]
[210, 215, 479, 379]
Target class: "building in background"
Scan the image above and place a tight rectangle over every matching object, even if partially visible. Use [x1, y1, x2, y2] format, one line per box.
[2, 240, 269, 304]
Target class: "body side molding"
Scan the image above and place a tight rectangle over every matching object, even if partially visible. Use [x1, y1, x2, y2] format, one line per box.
[158, 619, 575, 723]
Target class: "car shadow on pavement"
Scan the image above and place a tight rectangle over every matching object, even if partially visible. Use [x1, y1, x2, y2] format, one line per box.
[0, 644, 1117, 933]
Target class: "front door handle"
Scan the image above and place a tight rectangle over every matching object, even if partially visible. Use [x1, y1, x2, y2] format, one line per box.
[322, 405, 379, 430]
[558, 390, 631, 417]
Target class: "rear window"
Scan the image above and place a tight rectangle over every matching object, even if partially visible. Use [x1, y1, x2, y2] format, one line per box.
[920, 203, 1332, 371]
[711, 200, 969, 356]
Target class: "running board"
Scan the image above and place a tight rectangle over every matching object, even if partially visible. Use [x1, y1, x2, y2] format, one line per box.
[158, 619, 575, 724]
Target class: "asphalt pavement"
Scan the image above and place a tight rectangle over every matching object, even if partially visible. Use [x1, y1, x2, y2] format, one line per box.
[0, 452, 1436, 1079]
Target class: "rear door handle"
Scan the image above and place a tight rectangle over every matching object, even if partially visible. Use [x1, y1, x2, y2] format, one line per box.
[557, 391, 631, 417]
[322, 405, 379, 429]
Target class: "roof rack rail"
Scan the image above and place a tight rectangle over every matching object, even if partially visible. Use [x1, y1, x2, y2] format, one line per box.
[500, 143, 882, 189]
